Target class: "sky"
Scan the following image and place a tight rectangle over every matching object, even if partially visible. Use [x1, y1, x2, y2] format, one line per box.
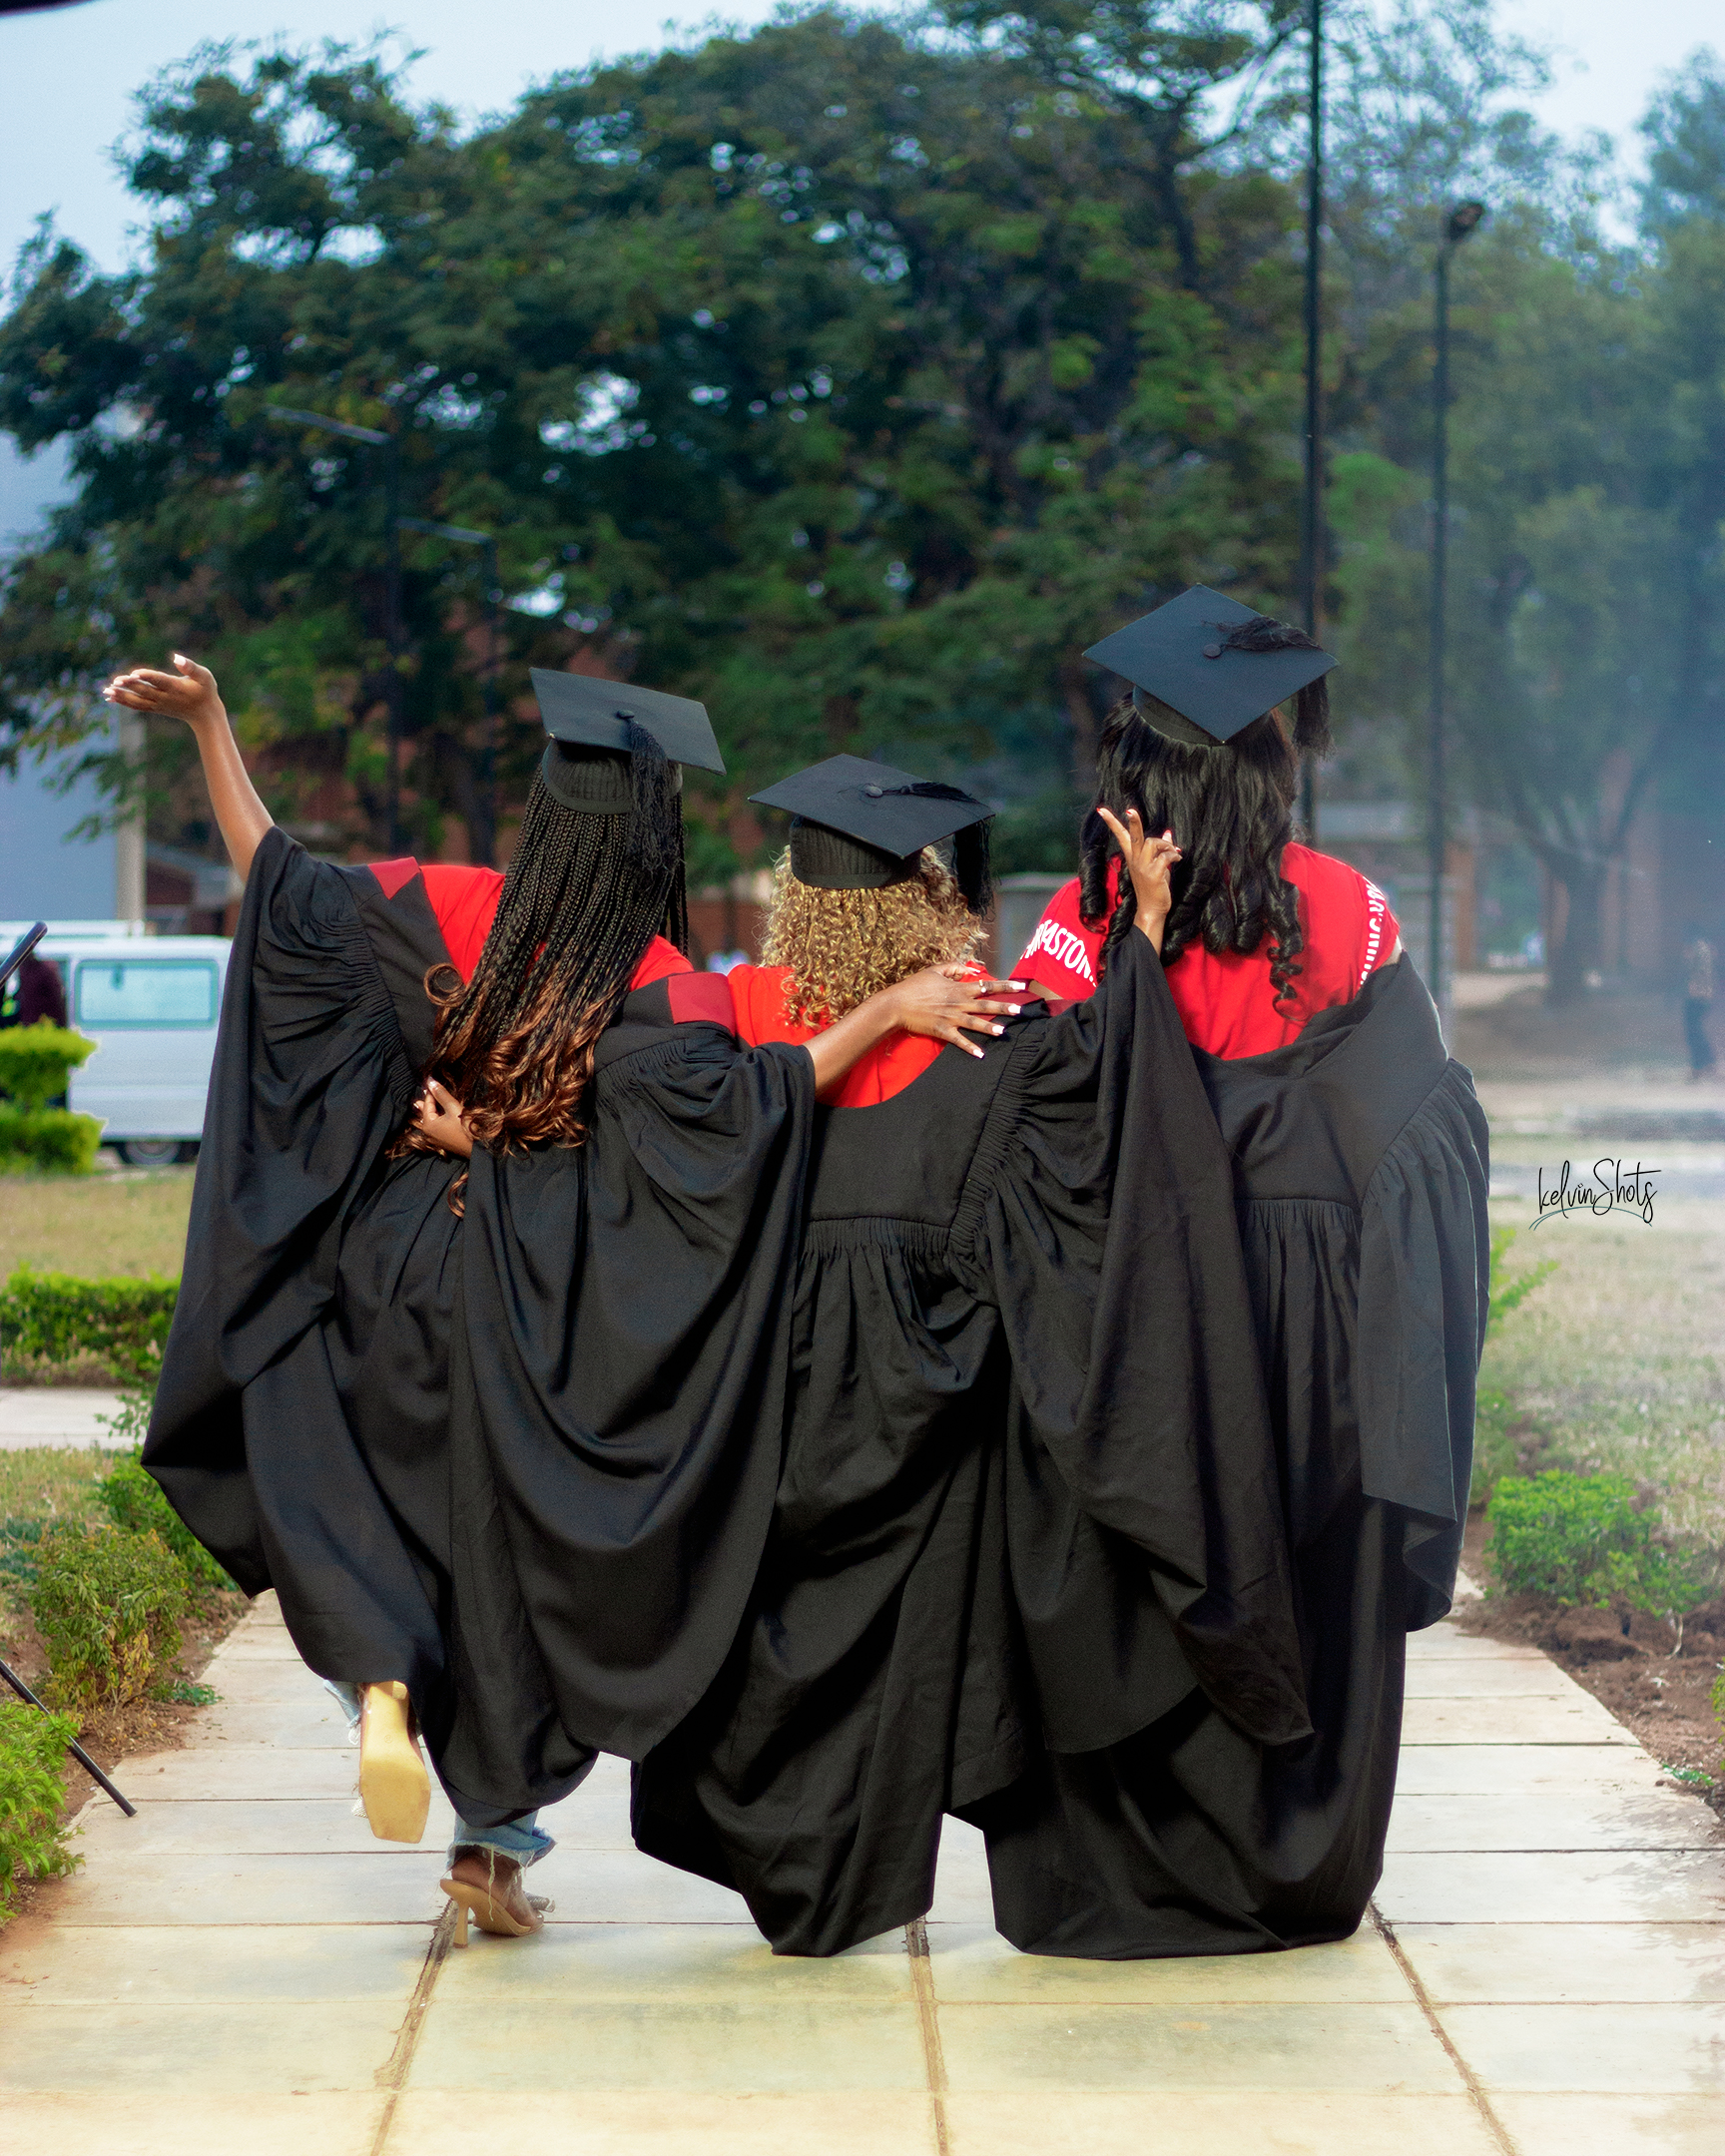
[2, 0, 1721, 537]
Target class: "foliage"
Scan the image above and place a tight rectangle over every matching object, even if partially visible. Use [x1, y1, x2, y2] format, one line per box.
[1485, 1225, 1555, 1339]
[0, 1700, 82, 1920]
[1713, 1665, 1725, 1782]
[0, 1107, 103, 1177]
[28, 1519, 187, 1713]
[0, 1024, 96, 1112]
[0, 15, 1316, 868]
[1486, 1468, 1718, 1618]
[95, 1448, 234, 1596]
[0, 1266, 177, 1382]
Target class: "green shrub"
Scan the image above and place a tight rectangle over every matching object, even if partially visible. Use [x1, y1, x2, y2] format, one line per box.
[0, 1267, 177, 1382]
[95, 1451, 234, 1596]
[0, 1105, 102, 1176]
[1485, 1226, 1556, 1340]
[0, 1700, 81, 1919]
[1, 1516, 45, 1600]
[1486, 1468, 1718, 1618]
[29, 1520, 187, 1713]
[0, 1023, 96, 1112]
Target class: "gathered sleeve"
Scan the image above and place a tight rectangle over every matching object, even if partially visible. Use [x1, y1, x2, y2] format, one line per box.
[145, 826, 422, 1586]
[1356, 1061, 1491, 1628]
[966, 934, 1311, 1753]
[451, 1026, 819, 1768]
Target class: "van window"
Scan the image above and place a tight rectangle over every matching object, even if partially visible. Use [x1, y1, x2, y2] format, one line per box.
[75, 959, 218, 1028]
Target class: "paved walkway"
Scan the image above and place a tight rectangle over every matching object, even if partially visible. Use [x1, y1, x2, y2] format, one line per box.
[2, 1591, 1721, 2156]
[0, 1389, 134, 1450]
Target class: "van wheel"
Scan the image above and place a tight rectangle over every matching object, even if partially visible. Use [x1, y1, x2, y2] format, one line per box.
[119, 1138, 183, 1167]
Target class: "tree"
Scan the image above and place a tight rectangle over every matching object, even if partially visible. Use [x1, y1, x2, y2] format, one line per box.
[0, 13, 1310, 876]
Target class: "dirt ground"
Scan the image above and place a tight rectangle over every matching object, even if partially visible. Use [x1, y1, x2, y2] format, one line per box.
[1458, 1506, 1723, 1808]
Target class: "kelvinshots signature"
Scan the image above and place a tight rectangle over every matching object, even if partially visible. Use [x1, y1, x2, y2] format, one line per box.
[1530, 1158, 1659, 1230]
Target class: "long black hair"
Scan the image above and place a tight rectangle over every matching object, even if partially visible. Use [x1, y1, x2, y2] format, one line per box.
[1079, 614, 1332, 1004]
[424, 723, 687, 1159]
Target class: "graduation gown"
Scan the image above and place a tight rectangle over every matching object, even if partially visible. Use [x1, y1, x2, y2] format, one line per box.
[145, 826, 815, 1822]
[975, 955, 1490, 1956]
[632, 933, 1311, 1955]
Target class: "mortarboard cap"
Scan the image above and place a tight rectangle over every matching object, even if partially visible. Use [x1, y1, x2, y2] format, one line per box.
[750, 754, 994, 913]
[1082, 586, 1337, 747]
[531, 668, 725, 815]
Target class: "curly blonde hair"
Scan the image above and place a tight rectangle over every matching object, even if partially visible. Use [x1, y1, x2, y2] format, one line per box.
[762, 847, 983, 1026]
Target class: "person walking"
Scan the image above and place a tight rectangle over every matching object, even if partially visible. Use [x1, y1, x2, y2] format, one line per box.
[1681, 922, 1716, 1080]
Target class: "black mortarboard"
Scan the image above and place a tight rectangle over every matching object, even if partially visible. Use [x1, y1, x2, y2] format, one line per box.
[531, 669, 725, 812]
[1083, 586, 1337, 747]
[750, 754, 994, 914]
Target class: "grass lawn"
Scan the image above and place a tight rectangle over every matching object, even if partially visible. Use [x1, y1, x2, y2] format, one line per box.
[1482, 1197, 1725, 1548]
[0, 1168, 193, 1280]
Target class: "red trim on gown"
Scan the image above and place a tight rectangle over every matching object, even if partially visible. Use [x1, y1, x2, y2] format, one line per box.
[414, 861, 690, 990]
[1014, 844, 1399, 1057]
[727, 963, 984, 1106]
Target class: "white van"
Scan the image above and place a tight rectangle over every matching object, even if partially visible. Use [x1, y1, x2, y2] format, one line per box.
[0, 921, 231, 1165]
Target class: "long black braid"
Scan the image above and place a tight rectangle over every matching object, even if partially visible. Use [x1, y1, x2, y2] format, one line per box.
[424, 723, 688, 1160]
[1080, 615, 1330, 1005]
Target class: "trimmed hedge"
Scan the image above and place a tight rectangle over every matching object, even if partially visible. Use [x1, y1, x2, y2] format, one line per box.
[30, 1520, 187, 1712]
[0, 1700, 81, 1920]
[0, 1105, 102, 1176]
[0, 1022, 96, 1111]
[0, 1267, 177, 1383]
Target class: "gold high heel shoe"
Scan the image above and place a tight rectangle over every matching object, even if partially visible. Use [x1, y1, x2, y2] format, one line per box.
[357, 1681, 430, 1844]
[440, 1848, 552, 1946]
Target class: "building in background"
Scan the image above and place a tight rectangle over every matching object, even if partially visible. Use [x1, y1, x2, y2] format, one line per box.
[0, 747, 139, 921]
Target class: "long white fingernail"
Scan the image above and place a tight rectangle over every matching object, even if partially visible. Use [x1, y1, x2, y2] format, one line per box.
[173, 652, 190, 665]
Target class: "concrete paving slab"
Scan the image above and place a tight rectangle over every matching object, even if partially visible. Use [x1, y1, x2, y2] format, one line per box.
[938, 2091, 1504, 2156]
[1440, 2002, 1725, 2093]
[433, 1920, 911, 2001]
[406, 1997, 931, 2091]
[43, 1848, 446, 1926]
[920, 1923, 1409, 2003]
[1406, 1629, 1550, 1660]
[1404, 1661, 1587, 1697]
[71, 1795, 459, 1856]
[1401, 1695, 1637, 1744]
[933, 2000, 1466, 2092]
[927, 1817, 995, 1924]
[107, 1746, 363, 1799]
[1491, 2094, 1725, 2155]
[0, 1389, 131, 1449]
[1394, 1922, 1725, 2004]
[189, 1693, 354, 1747]
[3, 2093, 389, 2156]
[1385, 1789, 1725, 1852]
[383, 2089, 941, 2155]
[0, 1920, 431, 2002]
[0, 1999, 413, 2092]
[1393, 1744, 1664, 1794]
[1377, 1848, 1725, 1924]
[529, 1845, 753, 1924]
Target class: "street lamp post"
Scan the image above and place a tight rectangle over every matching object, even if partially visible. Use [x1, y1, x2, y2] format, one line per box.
[1426, 202, 1486, 1017]
[397, 516, 501, 866]
[266, 407, 405, 849]
[1298, 0, 1324, 841]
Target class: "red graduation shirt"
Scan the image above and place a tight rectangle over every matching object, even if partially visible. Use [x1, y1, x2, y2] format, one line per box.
[727, 961, 987, 1106]
[1015, 844, 1398, 1058]
[412, 860, 690, 990]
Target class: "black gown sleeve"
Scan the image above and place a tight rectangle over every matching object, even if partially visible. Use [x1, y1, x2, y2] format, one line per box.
[145, 826, 420, 1588]
[1356, 1059, 1491, 1627]
[968, 934, 1312, 1754]
[447, 1019, 819, 1784]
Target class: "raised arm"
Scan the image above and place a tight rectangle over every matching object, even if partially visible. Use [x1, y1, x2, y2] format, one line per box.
[105, 655, 274, 882]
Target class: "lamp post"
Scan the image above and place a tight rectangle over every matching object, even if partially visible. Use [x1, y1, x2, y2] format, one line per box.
[397, 516, 501, 866]
[266, 407, 405, 849]
[1298, 0, 1324, 841]
[1426, 201, 1486, 1017]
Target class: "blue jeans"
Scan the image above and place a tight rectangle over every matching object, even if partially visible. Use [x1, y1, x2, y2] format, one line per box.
[325, 1681, 554, 1868]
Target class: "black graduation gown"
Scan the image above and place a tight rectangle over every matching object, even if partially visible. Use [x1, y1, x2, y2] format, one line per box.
[975, 956, 1490, 1957]
[145, 826, 815, 1823]
[632, 933, 1312, 1956]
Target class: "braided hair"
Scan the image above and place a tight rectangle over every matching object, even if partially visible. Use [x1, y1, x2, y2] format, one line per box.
[423, 723, 688, 1165]
[1079, 613, 1331, 1005]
